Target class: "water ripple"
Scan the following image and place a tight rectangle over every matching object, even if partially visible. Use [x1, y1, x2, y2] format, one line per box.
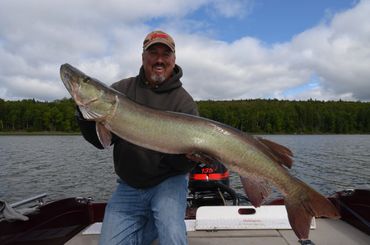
[1, 135, 369, 203]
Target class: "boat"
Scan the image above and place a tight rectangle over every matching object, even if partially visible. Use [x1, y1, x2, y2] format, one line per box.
[1, 163, 369, 245]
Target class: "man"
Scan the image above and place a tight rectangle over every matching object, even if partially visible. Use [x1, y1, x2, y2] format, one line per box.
[76, 30, 198, 245]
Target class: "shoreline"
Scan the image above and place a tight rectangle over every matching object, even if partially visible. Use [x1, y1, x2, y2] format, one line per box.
[0, 131, 81, 136]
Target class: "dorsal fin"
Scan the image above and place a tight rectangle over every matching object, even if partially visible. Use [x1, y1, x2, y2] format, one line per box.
[256, 137, 293, 169]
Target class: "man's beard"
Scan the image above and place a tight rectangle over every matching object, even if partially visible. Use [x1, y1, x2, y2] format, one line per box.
[150, 74, 166, 84]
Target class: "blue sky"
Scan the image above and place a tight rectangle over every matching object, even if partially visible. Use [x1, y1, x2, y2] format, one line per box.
[0, 0, 369, 101]
[186, 0, 357, 43]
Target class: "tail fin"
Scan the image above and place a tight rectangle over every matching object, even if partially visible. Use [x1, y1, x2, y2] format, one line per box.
[285, 179, 340, 240]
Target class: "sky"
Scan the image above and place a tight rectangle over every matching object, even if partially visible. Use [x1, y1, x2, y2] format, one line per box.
[0, 0, 369, 102]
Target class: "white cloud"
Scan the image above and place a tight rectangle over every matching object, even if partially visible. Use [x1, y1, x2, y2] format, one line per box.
[0, 0, 369, 101]
[207, 0, 254, 18]
[2, 76, 66, 101]
[285, 0, 370, 100]
[178, 0, 370, 101]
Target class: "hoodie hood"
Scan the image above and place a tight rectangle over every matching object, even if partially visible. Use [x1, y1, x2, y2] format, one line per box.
[138, 64, 183, 93]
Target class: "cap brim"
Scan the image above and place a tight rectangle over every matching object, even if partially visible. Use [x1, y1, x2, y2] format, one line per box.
[144, 40, 175, 52]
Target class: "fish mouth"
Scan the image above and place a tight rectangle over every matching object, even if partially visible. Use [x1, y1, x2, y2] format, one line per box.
[60, 64, 83, 105]
[61, 73, 72, 93]
[60, 64, 74, 93]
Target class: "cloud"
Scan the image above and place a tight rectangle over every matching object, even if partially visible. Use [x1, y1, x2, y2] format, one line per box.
[206, 0, 253, 18]
[2, 76, 66, 101]
[0, 0, 369, 102]
[178, 0, 370, 101]
[282, 0, 370, 100]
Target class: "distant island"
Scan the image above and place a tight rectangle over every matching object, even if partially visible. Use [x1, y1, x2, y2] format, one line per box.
[0, 98, 369, 134]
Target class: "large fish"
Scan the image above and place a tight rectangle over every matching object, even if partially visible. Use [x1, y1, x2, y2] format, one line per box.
[60, 63, 340, 240]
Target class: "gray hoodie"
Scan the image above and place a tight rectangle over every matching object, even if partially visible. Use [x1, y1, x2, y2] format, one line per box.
[77, 64, 199, 188]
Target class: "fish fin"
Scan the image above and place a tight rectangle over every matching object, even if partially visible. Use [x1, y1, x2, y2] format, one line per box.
[256, 137, 293, 168]
[239, 175, 271, 207]
[96, 123, 112, 149]
[79, 106, 103, 120]
[285, 178, 340, 240]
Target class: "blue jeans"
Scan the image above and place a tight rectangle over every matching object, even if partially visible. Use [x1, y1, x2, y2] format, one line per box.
[99, 174, 189, 245]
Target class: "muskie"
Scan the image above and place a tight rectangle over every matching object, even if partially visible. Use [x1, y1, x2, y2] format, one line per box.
[60, 63, 340, 240]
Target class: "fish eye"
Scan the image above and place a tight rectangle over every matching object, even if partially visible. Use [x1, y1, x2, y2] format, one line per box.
[83, 76, 90, 83]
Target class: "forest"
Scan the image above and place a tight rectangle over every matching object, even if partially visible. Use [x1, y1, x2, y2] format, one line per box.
[0, 98, 369, 134]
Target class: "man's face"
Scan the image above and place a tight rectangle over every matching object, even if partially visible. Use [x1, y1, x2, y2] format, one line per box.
[142, 44, 176, 85]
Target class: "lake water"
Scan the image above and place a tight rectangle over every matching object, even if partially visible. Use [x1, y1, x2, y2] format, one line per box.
[0, 135, 369, 204]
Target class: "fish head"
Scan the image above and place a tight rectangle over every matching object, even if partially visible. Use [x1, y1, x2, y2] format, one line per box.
[60, 63, 117, 122]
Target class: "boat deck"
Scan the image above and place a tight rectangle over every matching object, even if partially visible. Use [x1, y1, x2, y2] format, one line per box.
[66, 218, 370, 245]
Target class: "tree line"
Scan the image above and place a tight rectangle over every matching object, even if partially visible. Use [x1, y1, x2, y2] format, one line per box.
[0, 98, 369, 134]
[0, 98, 78, 132]
[198, 99, 370, 134]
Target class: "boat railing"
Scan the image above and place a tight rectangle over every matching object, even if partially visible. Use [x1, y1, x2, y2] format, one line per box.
[10, 193, 48, 208]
